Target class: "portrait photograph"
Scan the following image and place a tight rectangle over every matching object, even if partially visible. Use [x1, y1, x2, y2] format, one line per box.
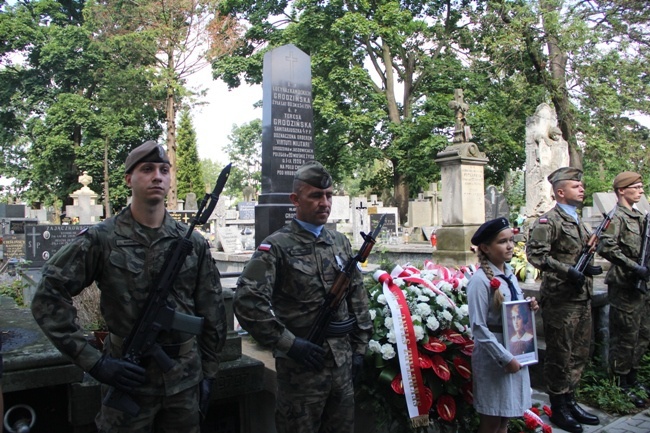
[502, 300, 539, 366]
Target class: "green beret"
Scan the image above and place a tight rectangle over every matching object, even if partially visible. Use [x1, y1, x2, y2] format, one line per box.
[294, 161, 332, 189]
[125, 140, 170, 173]
[547, 167, 583, 185]
[471, 218, 510, 245]
[613, 171, 642, 189]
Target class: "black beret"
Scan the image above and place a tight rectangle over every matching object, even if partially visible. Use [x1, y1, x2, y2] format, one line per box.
[125, 140, 170, 173]
[294, 161, 332, 189]
[547, 167, 583, 185]
[613, 171, 642, 189]
[471, 218, 510, 245]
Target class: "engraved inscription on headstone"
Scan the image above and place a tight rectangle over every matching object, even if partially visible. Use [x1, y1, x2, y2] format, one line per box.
[217, 226, 243, 254]
[238, 202, 256, 220]
[25, 225, 93, 268]
[3, 234, 26, 260]
[371, 213, 397, 237]
[484, 185, 510, 220]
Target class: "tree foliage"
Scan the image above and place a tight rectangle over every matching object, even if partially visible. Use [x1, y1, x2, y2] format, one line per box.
[224, 119, 262, 200]
[176, 109, 206, 201]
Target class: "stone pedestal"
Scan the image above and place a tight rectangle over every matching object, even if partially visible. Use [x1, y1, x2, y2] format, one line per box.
[432, 142, 488, 266]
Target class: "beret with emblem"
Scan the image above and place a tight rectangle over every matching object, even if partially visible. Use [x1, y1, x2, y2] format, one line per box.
[613, 171, 642, 189]
[125, 140, 170, 174]
[294, 161, 332, 189]
[547, 167, 583, 185]
[471, 218, 510, 246]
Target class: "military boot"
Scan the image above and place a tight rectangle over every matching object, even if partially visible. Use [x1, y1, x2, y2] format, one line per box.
[549, 393, 583, 433]
[628, 369, 650, 395]
[566, 392, 600, 425]
[618, 374, 646, 408]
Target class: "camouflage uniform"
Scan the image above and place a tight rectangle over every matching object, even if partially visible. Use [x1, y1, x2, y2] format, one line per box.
[31, 206, 227, 433]
[526, 205, 593, 395]
[598, 204, 650, 375]
[234, 220, 371, 433]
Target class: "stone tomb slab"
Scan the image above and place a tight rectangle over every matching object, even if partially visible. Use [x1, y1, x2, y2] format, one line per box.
[24, 224, 93, 269]
[217, 226, 244, 254]
[330, 196, 350, 222]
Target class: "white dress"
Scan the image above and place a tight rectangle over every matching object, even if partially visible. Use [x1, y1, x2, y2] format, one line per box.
[467, 263, 531, 417]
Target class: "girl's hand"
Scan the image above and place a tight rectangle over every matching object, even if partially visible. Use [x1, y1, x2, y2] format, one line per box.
[504, 358, 522, 374]
[527, 296, 539, 312]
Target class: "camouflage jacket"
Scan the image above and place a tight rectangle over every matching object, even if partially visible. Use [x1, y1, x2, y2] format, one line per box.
[234, 220, 372, 367]
[31, 206, 226, 396]
[598, 205, 647, 306]
[526, 205, 593, 301]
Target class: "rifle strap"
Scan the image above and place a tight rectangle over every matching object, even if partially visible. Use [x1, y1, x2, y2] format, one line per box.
[108, 333, 195, 358]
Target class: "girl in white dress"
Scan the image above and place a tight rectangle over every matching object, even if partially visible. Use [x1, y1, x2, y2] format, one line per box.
[467, 218, 539, 433]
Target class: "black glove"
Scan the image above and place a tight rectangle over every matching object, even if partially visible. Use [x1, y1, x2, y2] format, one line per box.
[351, 353, 364, 386]
[584, 264, 603, 276]
[633, 265, 650, 281]
[567, 266, 585, 287]
[199, 378, 215, 420]
[287, 337, 326, 371]
[89, 354, 146, 392]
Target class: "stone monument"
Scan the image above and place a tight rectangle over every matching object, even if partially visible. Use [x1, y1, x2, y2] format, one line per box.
[525, 103, 570, 217]
[65, 171, 103, 224]
[256, 44, 314, 246]
[433, 89, 488, 265]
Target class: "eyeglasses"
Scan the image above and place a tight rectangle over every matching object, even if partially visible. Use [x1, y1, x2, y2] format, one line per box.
[625, 185, 644, 190]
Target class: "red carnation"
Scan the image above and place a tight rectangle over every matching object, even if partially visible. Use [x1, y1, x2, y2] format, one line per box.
[543, 405, 552, 417]
[490, 278, 501, 290]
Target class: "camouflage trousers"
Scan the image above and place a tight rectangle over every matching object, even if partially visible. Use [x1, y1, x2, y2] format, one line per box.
[96, 383, 200, 433]
[275, 355, 354, 433]
[609, 298, 650, 375]
[541, 299, 591, 395]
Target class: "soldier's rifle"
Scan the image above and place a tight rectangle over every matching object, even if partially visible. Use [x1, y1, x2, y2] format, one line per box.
[103, 163, 231, 416]
[574, 206, 616, 274]
[306, 214, 386, 346]
[635, 213, 650, 294]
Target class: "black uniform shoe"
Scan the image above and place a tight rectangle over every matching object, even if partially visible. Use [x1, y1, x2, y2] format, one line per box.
[566, 392, 600, 425]
[618, 374, 647, 408]
[549, 393, 583, 433]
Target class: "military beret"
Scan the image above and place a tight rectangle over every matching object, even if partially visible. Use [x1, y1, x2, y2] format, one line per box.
[547, 167, 583, 185]
[294, 161, 332, 189]
[124, 140, 170, 173]
[471, 218, 510, 246]
[613, 171, 642, 189]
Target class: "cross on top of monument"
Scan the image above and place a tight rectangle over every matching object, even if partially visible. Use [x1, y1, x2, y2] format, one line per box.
[448, 89, 473, 143]
[285, 50, 298, 82]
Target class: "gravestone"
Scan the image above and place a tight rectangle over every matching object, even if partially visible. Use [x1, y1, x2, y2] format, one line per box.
[0, 204, 26, 218]
[168, 211, 210, 232]
[256, 44, 314, 246]
[3, 234, 25, 260]
[485, 185, 510, 220]
[370, 213, 397, 237]
[65, 172, 103, 224]
[330, 196, 351, 221]
[217, 226, 243, 254]
[185, 192, 198, 210]
[24, 225, 93, 269]
[433, 89, 488, 265]
[524, 103, 570, 217]
[237, 202, 256, 221]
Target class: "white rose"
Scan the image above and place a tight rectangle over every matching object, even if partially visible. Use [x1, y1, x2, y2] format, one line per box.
[368, 340, 382, 353]
[384, 317, 394, 330]
[387, 330, 397, 344]
[416, 303, 432, 317]
[417, 295, 430, 303]
[377, 294, 387, 305]
[427, 316, 440, 331]
[381, 343, 396, 360]
[370, 309, 377, 320]
[442, 310, 453, 321]
[414, 325, 425, 341]
[458, 305, 469, 317]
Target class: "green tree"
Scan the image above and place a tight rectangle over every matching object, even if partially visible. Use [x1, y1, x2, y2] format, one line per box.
[176, 109, 206, 201]
[200, 158, 224, 192]
[85, 0, 242, 209]
[0, 0, 163, 215]
[224, 119, 261, 200]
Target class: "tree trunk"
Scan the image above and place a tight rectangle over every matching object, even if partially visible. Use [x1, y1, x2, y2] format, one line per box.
[103, 136, 111, 218]
[166, 51, 178, 209]
[393, 164, 409, 224]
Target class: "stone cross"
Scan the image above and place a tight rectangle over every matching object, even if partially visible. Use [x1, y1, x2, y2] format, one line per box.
[448, 89, 472, 143]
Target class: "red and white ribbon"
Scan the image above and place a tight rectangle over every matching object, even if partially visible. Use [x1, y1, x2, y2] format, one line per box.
[374, 270, 430, 427]
[392, 264, 457, 309]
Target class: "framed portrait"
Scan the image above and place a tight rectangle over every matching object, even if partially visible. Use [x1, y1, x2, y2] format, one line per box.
[502, 300, 539, 366]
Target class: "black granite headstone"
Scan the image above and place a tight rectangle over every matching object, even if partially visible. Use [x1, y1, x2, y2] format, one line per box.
[24, 225, 93, 269]
[370, 213, 396, 237]
[256, 44, 314, 245]
[237, 202, 256, 220]
[0, 204, 25, 218]
[484, 185, 510, 220]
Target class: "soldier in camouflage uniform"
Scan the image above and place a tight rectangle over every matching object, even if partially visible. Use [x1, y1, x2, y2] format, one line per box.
[598, 171, 650, 407]
[234, 161, 371, 433]
[31, 140, 227, 433]
[526, 167, 601, 433]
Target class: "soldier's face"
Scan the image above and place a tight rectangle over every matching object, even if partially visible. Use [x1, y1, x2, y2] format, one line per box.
[290, 183, 333, 226]
[481, 228, 514, 266]
[620, 182, 644, 205]
[557, 180, 584, 206]
[125, 162, 171, 204]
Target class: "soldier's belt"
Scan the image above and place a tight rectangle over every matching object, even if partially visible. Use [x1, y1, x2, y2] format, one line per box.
[325, 317, 357, 337]
[109, 333, 195, 358]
